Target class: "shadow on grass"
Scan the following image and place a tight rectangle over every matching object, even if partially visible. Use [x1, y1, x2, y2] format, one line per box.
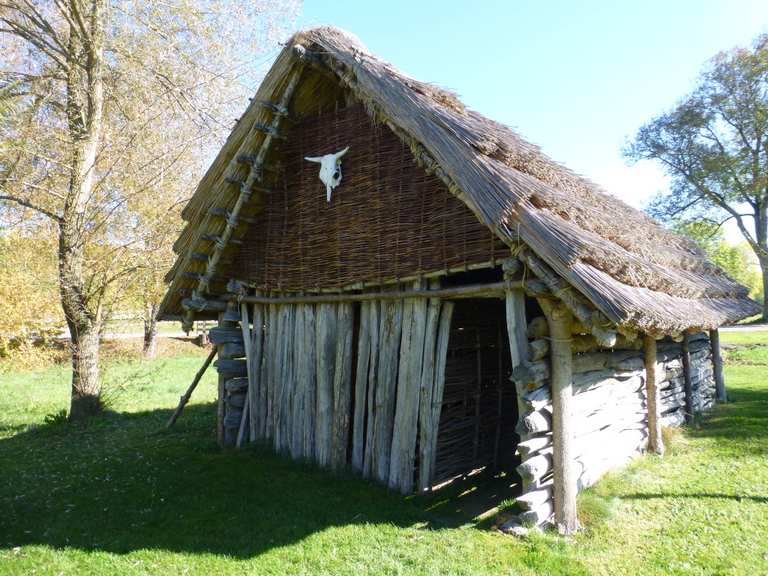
[0, 403, 520, 560]
[690, 384, 768, 443]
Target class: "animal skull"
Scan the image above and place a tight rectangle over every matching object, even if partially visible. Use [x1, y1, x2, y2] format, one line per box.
[304, 147, 349, 202]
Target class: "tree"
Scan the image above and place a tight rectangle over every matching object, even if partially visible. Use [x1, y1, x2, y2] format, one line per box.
[625, 34, 768, 320]
[673, 220, 763, 302]
[0, 1, 298, 420]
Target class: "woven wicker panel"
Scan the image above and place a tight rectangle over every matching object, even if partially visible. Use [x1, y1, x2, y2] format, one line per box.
[433, 299, 517, 484]
[231, 104, 506, 291]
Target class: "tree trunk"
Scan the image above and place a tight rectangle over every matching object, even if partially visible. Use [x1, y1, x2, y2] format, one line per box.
[68, 323, 101, 420]
[760, 257, 768, 321]
[60, 0, 107, 422]
[143, 304, 159, 358]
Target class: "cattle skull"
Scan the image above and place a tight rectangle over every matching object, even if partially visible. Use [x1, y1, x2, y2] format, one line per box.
[304, 147, 349, 202]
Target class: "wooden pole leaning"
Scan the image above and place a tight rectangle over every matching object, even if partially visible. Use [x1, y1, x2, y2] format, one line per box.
[539, 299, 578, 535]
[166, 347, 217, 429]
[709, 329, 727, 403]
[643, 335, 664, 456]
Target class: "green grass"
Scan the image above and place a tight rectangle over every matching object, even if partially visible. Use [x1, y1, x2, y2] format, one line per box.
[0, 345, 767, 575]
[719, 329, 768, 346]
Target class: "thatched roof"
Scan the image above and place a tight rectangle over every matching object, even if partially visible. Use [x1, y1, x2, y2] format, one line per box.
[160, 26, 760, 334]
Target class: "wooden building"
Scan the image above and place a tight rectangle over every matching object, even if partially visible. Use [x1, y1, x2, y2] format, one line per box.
[159, 28, 759, 533]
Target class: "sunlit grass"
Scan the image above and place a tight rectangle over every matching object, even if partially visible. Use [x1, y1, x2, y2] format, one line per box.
[0, 344, 766, 575]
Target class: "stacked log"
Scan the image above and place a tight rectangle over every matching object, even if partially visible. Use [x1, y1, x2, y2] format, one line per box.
[512, 317, 649, 526]
[657, 334, 716, 424]
[210, 321, 248, 446]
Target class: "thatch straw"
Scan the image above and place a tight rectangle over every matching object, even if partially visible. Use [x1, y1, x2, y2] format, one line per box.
[159, 27, 759, 334]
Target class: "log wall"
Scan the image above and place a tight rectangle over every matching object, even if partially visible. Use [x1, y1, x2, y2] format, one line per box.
[512, 319, 717, 526]
[212, 288, 454, 494]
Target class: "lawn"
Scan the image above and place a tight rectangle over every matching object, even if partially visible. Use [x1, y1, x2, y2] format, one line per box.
[0, 334, 766, 575]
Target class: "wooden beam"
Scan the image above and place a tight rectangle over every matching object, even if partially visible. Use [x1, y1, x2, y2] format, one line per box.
[643, 334, 664, 456]
[238, 280, 521, 305]
[681, 333, 694, 424]
[709, 329, 727, 403]
[166, 348, 217, 428]
[182, 63, 305, 331]
[539, 299, 578, 534]
[519, 248, 617, 348]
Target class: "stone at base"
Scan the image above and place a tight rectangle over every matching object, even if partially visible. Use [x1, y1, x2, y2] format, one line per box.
[500, 517, 531, 538]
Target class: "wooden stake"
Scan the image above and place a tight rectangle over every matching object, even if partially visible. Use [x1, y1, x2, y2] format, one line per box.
[681, 333, 694, 424]
[540, 299, 578, 535]
[352, 301, 372, 473]
[709, 329, 727, 403]
[166, 348, 217, 428]
[236, 303, 253, 448]
[331, 303, 354, 470]
[643, 334, 664, 456]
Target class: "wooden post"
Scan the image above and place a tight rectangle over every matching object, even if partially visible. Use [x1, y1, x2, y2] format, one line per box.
[540, 300, 578, 534]
[681, 333, 694, 424]
[643, 335, 664, 456]
[216, 312, 226, 447]
[166, 348, 217, 428]
[352, 301, 372, 473]
[504, 288, 528, 371]
[709, 329, 727, 403]
[236, 303, 253, 448]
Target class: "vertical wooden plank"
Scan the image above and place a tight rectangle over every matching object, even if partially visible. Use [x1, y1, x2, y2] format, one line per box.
[236, 302, 253, 448]
[216, 311, 226, 447]
[352, 301, 372, 473]
[644, 334, 664, 456]
[272, 304, 287, 452]
[291, 304, 305, 459]
[262, 303, 277, 440]
[362, 301, 380, 479]
[390, 281, 427, 494]
[681, 332, 694, 423]
[505, 288, 528, 369]
[428, 301, 453, 488]
[331, 302, 354, 469]
[540, 299, 578, 535]
[372, 298, 403, 484]
[315, 302, 337, 467]
[710, 329, 727, 403]
[417, 284, 441, 492]
[249, 302, 264, 441]
[302, 304, 317, 458]
[280, 304, 296, 454]
[505, 288, 529, 427]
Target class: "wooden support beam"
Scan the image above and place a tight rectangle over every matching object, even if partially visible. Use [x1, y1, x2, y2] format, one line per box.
[209, 206, 258, 225]
[182, 63, 305, 331]
[681, 333, 694, 424]
[643, 334, 664, 456]
[201, 233, 243, 246]
[166, 348, 217, 428]
[250, 99, 289, 116]
[709, 329, 727, 403]
[519, 248, 617, 348]
[539, 299, 578, 534]
[237, 280, 521, 305]
[182, 297, 228, 313]
[224, 174, 276, 196]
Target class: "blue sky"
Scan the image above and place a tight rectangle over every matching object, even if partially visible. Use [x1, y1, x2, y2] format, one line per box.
[297, 1, 768, 242]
